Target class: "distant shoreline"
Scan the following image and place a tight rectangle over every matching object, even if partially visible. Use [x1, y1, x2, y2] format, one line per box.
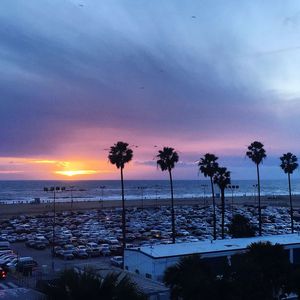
[0, 194, 297, 220]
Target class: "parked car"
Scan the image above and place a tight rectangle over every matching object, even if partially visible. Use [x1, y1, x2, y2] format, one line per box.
[76, 245, 88, 251]
[74, 249, 88, 259]
[16, 257, 37, 272]
[33, 242, 46, 250]
[86, 242, 101, 257]
[61, 250, 74, 260]
[110, 245, 122, 255]
[5, 258, 19, 272]
[110, 256, 123, 268]
[54, 246, 64, 257]
[64, 244, 76, 252]
[101, 248, 111, 257]
[25, 240, 35, 248]
[0, 242, 10, 251]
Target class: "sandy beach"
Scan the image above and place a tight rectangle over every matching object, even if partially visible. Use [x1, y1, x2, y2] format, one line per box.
[0, 194, 297, 220]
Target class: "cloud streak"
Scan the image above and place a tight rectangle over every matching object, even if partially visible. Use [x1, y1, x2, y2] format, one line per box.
[1, 0, 300, 178]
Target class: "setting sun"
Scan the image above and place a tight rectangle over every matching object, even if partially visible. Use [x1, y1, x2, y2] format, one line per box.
[55, 170, 98, 177]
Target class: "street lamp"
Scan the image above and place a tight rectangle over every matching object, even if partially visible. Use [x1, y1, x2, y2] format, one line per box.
[201, 184, 208, 206]
[44, 186, 65, 271]
[138, 186, 146, 210]
[253, 184, 258, 205]
[228, 185, 239, 215]
[154, 185, 160, 208]
[70, 186, 74, 213]
[99, 186, 106, 209]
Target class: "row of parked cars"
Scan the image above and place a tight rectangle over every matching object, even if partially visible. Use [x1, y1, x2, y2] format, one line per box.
[53, 242, 117, 260]
[0, 242, 37, 274]
[1, 204, 299, 259]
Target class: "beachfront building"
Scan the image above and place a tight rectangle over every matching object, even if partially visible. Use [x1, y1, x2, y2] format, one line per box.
[124, 234, 300, 281]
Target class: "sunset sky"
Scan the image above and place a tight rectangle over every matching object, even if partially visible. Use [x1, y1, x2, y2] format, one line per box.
[1, 0, 300, 180]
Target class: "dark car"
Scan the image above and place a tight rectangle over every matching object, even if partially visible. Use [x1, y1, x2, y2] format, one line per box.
[61, 250, 74, 260]
[33, 242, 46, 250]
[74, 249, 88, 259]
[16, 257, 38, 272]
[54, 246, 64, 257]
[25, 240, 35, 248]
[101, 248, 111, 257]
[110, 245, 122, 256]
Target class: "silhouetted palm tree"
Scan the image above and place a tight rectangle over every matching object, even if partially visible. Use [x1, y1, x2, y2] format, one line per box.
[232, 242, 291, 300]
[246, 141, 266, 236]
[163, 255, 214, 300]
[44, 268, 146, 300]
[280, 152, 298, 233]
[157, 147, 179, 243]
[198, 153, 219, 240]
[213, 167, 231, 239]
[108, 141, 133, 255]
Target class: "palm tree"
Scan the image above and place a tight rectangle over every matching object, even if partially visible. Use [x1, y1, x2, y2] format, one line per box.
[198, 153, 219, 240]
[213, 167, 231, 239]
[163, 255, 214, 300]
[157, 147, 179, 243]
[108, 141, 133, 255]
[280, 152, 298, 233]
[246, 141, 266, 236]
[232, 242, 291, 300]
[44, 268, 146, 300]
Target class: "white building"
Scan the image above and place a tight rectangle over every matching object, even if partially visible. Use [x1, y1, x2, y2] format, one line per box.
[124, 234, 300, 281]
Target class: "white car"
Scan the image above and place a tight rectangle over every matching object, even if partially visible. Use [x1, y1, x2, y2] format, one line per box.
[110, 256, 123, 268]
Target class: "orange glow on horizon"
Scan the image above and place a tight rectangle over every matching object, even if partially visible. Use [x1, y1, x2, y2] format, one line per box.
[55, 170, 99, 177]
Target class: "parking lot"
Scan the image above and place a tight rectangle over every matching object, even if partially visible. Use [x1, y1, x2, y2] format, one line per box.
[10, 243, 111, 272]
[0, 203, 299, 278]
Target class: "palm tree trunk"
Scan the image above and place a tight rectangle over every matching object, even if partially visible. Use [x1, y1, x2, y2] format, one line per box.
[169, 170, 176, 244]
[210, 177, 217, 240]
[288, 173, 294, 233]
[221, 188, 225, 239]
[256, 164, 262, 236]
[120, 167, 126, 266]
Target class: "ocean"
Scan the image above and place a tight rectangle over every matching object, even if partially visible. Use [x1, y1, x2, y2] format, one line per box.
[0, 179, 299, 204]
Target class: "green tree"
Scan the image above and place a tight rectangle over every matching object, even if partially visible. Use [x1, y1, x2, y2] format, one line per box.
[157, 147, 179, 243]
[231, 242, 291, 300]
[198, 153, 219, 240]
[280, 152, 298, 233]
[43, 268, 145, 300]
[228, 214, 255, 238]
[108, 141, 133, 255]
[246, 141, 266, 236]
[213, 167, 231, 239]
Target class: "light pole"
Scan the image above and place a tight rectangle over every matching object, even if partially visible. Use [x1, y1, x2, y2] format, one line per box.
[138, 186, 146, 210]
[228, 185, 239, 215]
[201, 184, 208, 205]
[44, 186, 65, 271]
[154, 185, 160, 208]
[99, 186, 106, 209]
[253, 184, 258, 205]
[70, 186, 74, 213]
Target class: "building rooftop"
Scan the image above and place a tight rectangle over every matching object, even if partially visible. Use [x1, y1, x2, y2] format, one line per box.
[130, 234, 300, 258]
